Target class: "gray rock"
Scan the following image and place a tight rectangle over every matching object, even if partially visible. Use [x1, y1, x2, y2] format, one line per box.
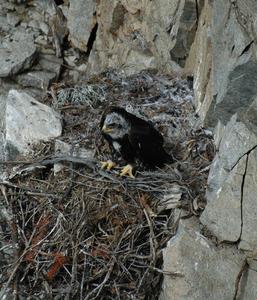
[206, 115, 257, 203]
[203, 115, 257, 243]
[0, 94, 6, 180]
[0, 30, 37, 77]
[237, 269, 257, 300]
[64, 55, 77, 67]
[239, 148, 257, 251]
[204, 0, 257, 127]
[0, 16, 12, 33]
[67, 0, 96, 51]
[37, 53, 63, 78]
[39, 21, 49, 35]
[169, 0, 197, 68]
[160, 220, 245, 300]
[208, 60, 257, 127]
[5, 89, 62, 156]
[200, 156, 246, 242]
[185, 0, 212, 122]
[241, 95, 257, 135]
[16, 70, 56, 90]
[6, 12, 20, 26]
[54, 140, 95, 173]
[34, 35, 48, 46]
[49, 4, 68, 58]
[87, 0, 198, 75]
[28, 19, 40, 30]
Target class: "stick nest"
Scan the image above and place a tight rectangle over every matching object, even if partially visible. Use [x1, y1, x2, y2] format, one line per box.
[0, 71, 215, 299]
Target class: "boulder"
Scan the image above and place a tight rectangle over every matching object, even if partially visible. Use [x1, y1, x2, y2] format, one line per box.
[67, 0, 96, 51]
[5, 89, 62, 157]
[0, 30, 37, 77]
[159, 219, 245, 300]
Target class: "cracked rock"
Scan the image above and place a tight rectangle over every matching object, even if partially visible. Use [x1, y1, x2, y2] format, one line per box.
[67, 0, 96, 51]
[239, 147, 257, 251]
[0, 30, 37, 77]
[0, 94, 6, 180]
[203, 114, 257, 244]
[200, 156, 246, 242]
[5, 89, 62, 156]
[237, 268, 257, 299]
[206, 114, 257, 203]
[159, 219, 245, 300]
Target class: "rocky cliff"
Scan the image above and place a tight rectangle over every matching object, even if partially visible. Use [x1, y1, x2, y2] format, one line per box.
[0, 0, 257, 299]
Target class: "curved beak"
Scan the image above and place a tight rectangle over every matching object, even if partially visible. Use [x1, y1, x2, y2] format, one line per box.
[102, 124, 113, 133]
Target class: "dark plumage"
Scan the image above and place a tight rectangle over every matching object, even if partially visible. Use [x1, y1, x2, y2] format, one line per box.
[100, 106, 172, 169]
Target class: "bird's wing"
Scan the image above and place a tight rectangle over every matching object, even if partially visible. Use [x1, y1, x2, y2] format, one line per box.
[128, 121, 164, 150]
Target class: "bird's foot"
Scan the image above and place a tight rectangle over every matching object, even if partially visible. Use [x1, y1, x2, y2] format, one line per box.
[101, 160, 116, 170]
[120, 164, 135, 178]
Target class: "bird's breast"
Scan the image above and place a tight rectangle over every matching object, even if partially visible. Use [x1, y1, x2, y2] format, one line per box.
[112, 141, 121, 152]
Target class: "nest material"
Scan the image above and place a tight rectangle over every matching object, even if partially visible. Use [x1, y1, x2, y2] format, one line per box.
[0, 71, 215, 299]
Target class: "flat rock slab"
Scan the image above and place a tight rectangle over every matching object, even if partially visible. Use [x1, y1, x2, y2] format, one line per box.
[37, 53, 63, 78]
[16, 70, 56, 90]
[200, 155, 246, 242]
[0, 30, 37, 77]
[239, 147, 257, 251]
[54, 139, 95, 173]
[0, 94, 6, 180]
[160, 220, 245, 300]
[206, 115, 257, 203]
[237, 269, 257, 299]
[67, 0, 96, 51]
[6, 89, 62, 156]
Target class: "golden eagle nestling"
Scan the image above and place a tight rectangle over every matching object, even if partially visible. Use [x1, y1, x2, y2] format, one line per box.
[100, 106, 173, 178]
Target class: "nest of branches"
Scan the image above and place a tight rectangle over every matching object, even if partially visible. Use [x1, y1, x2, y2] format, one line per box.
[0, 71, 215, 299]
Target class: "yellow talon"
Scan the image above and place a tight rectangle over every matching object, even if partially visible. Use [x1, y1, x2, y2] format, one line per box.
[101, 160, 116, 170]
[120, 164, 135, 178]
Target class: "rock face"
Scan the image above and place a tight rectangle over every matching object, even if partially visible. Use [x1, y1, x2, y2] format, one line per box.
[239, 148, 257, 251]
[200, 155, 246, 242]
[185, 0, 212, 121]
[160, 220, 245, 300]
[0, 30, 37, 77]
[86, 0, 199, 75]
[198, 0, 257, 251]
[200, 116, 257, 244]
[5, 89, 62, 156]
[194, 0, 257, 298]
[0, 95, 6, 180]
[203, 0, 257, 127]
[67, 0, 96, 51]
